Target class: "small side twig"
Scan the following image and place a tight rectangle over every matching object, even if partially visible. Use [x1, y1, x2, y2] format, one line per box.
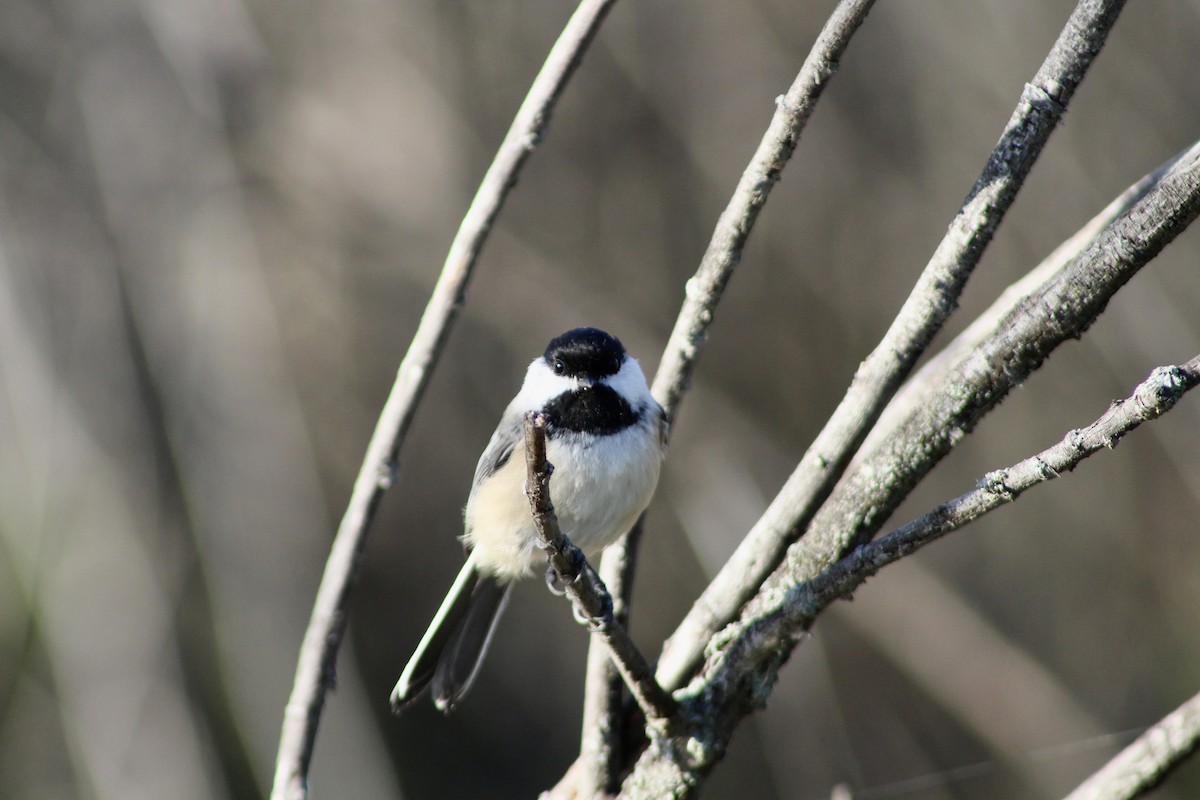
[1064, 688, 1200, 800]
[270, 3, 619, 797]
[788, 356, 1200, 628]
[522, 412, 680, 736]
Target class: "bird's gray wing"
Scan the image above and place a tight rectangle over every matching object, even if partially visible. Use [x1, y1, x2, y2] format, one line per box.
[469, 407, 525, 494]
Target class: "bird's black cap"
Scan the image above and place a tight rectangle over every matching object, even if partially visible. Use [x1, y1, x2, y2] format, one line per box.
[543, 328, 626, 381]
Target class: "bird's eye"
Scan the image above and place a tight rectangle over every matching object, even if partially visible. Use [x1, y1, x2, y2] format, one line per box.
[553, 359, 566, 375]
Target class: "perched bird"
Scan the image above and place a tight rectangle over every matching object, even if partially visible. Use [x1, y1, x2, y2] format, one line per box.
[391, 327, 666, 713]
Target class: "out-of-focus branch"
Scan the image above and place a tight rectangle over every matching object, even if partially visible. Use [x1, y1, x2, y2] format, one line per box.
[656, 0, 1129, 692]
[1064, 688, 1200, 800]
[270, 3, 619, 797]
[614, 134, 1200, 799]
[522, 413, 680, 734]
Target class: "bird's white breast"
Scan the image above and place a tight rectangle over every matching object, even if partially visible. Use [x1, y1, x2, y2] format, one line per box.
[463, 417, 662, 581]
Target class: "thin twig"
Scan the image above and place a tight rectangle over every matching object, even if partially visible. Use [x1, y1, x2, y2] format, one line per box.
[521, 413, 681, 735]
[269, 3, 619, 797]
[656, 0, 1129, 691]
[1064, 688, 1200, 800]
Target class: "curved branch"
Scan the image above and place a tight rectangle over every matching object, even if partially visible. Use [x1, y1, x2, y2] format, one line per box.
[656, 0, 1129, 690]
[270, 3, 619, 796]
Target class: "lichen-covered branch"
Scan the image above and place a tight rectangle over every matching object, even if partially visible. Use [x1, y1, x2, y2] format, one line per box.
[857, 139, 1200, 462]
[614, 126, 1200, 800]
[793, 356, 1200, 634]
[656, 0, 1129, 691]
[753, 134, 1200, 609]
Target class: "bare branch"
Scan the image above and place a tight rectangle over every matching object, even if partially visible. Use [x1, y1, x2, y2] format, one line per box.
[1064, 689, 1200, 800]
[521, 413, 680, 735]
[269, 3, 619, 797]
[657, 0, 1129, 690]
[615, 134, 1200, 799]
[753, 139, 1200, 610]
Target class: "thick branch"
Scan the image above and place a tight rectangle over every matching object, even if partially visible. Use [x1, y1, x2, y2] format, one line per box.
[616, 140, 1200, 798]
[270, 3, 619, 797]
[752, 140, 1200, 612]
[656, 0, 1128, 690]
[857, 140, 1200, 462]
[1064, 688, 1200, 800]
[522, 413, 680, 735]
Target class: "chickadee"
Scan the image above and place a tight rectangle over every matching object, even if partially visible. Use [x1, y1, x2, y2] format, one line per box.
[391, 327, 666, 713]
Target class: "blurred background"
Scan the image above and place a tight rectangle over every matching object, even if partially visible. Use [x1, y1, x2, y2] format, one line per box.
[2, 1, 1200, 798]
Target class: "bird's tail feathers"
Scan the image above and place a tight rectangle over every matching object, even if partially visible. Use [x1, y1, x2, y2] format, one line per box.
[391, 555, 480, 711]
[431, 575, 511, 712]
[390, 552, 512, 714]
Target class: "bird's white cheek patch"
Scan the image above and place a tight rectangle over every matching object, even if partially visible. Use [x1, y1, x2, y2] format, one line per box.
[512, 359, 577, 411]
